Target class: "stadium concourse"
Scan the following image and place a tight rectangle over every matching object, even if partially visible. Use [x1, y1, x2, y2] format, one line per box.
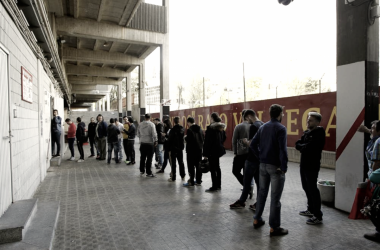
[27, 141, 376, 250]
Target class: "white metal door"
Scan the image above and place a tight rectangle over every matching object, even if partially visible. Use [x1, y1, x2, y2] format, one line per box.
[0, 47, 12, 216]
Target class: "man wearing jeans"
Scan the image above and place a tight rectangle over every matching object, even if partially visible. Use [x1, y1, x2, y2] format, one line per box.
[95, 114, 108, 161]
[153, 118, 164, 169]
[106, 118, 121, 164]
[51, 109, 62, 157]
[250, 104, 288, 237]
[65, 118, 76, 161]
[137, 114, 157, 177]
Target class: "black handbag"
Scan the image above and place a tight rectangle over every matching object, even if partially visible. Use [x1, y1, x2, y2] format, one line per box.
[200, 159, 210, 173]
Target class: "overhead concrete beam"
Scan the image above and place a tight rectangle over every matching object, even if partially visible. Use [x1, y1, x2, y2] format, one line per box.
[68, 76, 120, 85]
[139, 46, 158, 59]
[47, 0, 64, 17]
[119, 0, 138, 25]
[62, 47, 143, 65]
[73, 0, 79, 18]
[71, 85, 111, 92]
[66, 64, 129, 78]
[77, 38, 81, 49]
[93, 39, 98, 50]
[56, 16, 165, 46]
[97, 0, 106, 22]
[126, 0, 142, 26]
[124, 44, 131, 54]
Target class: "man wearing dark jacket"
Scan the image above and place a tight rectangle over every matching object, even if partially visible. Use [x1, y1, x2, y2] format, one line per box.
[250, 104, 288, 237]
[88, 117, 98, 158]
[96, 114, 108, 161]
[168, 116, 186, 182]
[107, 118, 121, 164]
[123, 117, 136, 165]
[76, 117, 86, 163]
[295, 112, 325, 225]
[51, 109, 62, 157]
[154, 118, 165, 169]
[183, 117, 204, 187]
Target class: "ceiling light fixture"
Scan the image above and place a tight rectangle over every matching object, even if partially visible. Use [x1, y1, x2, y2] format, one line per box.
[103, 41, 109, 47]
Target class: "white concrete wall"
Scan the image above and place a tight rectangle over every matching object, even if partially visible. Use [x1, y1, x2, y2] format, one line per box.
[0, 2, 63, 202]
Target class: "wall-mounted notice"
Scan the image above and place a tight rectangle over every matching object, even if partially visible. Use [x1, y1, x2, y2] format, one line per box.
[21, 67, 33, 103]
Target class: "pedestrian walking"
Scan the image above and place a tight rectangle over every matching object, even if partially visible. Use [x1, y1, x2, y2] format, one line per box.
[202, 112, 226, 192]
[51, 109, 62, 157]
[296, 112, 326, 225]
[250, 104, 288, 237]
[107, 118, 121, 164]
[183, 116, 204, 187]
[76, 117, 86, 162]
[95, 114, 108, 161]
[137, 114, 158, 177]
[65, 118, 76, 161]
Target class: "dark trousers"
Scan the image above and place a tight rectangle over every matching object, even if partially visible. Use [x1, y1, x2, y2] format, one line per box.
[77, 140, 84, 160]
[107, 142, 120, 163]
[68, 138, 75, 157]
[239, 160, 260, 203]
[126, 140, 135, 162]
[186, 152, 202, 184]
[170, 150, 186, 181]
[232, 154, 248, 186]
[161, 150, 170, 170]
[140, 143, 154, 174]
[123, 139, 129, 160]
[97, 137, 107, 159]
[370, 214, 380, 233]
[300, 166, 323, 218]
[209, 156, 221, 189]
[52, 131, 61, 156]
[89, 137, 98, 156]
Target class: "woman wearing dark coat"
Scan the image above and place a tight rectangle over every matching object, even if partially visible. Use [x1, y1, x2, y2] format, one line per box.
[203, 112, 226, 192]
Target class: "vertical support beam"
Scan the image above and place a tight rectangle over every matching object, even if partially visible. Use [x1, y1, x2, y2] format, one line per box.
[139, 63, 146, 121]
[335, 0, 379, 212]
[126, 73, 132, 116]
[118, 81, 123, 122]
[160, 0, 169, 121]
[106, 93, 110, 111]
[102, 97, 105, 111]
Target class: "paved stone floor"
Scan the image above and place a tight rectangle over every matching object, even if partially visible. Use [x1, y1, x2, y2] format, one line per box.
[33, 141, 380, 250]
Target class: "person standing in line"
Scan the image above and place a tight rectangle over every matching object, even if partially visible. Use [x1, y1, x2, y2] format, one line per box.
[122, 116, 130, 164]
[76, 117, 86, 163]
[51, 109, 62, 157]
[95, 114, 108, 161]
[156, 119, 172, 173]
[202, 112, 226, 192]
[65, 118, 76, 161]
[295, 112, 326, 225]
[87, 117, 99, 158]
[167, 116, 186, 182]
[115, 118, 124, 162]
[125, 117, 136, 165]
[250, 104, 288, 237]
[230, 109, 264, 209]
[183, 117, 204, 187]
[154, 118, 165, 169]
[107, 118, 121, 164]
[358, 120, 380, 177]
[137, 114, 158, 177]
[232, 109, 251, 187]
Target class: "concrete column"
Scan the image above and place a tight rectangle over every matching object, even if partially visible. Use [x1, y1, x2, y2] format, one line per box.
[160, 0, 170, 121]
[139, 62, 146, 121]
[102, 97, 105, 111]
[126, 73, 132, 116]
[92, 103, 95, 111]
[118, 81, 123, 122]
[106, 93, 110, 111]
[335, 0, 379, 212]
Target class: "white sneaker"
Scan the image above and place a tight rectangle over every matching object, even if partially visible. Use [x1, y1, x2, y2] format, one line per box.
[70, 157, 75, 161]
[77, 159, 84, 163]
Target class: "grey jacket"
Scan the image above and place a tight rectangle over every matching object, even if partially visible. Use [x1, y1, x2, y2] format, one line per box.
[137, 120, 158, 144]
[232, 121, 251, 155]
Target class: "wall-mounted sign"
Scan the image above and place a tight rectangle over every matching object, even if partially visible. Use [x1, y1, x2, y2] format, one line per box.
[21, 67, 33, 103]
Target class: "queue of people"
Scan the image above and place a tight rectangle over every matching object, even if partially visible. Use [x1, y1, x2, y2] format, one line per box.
[50, 105, 380, 242]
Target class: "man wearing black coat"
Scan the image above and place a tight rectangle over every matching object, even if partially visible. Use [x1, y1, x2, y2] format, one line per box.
[296, 112, 326, 225]
[168, 116, 186, 182]
[183, 117, 204, 187]
[154, 118, 165, 168]
[88, 117, 98, 158]
[96, 114, 108, 160]
[76, 117, 86, 162]
[107, 118, 121, 164]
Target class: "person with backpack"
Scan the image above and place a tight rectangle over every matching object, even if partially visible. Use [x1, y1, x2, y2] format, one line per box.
[167, 116, 186, 182]
[183, 117, 204, 187]
[76, 117, 86, 163]
[202, 112, 226, 192]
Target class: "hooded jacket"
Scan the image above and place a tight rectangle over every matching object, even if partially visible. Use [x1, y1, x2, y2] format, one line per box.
[76, 122, 86, 141]
[203, 122, 226, 158]
[137, 120, 157, 144]
[168, 124, 185, 152]
[295, 126, 326, 168]
[185, 124, 204, 154]
[107, 123, 121, 143]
